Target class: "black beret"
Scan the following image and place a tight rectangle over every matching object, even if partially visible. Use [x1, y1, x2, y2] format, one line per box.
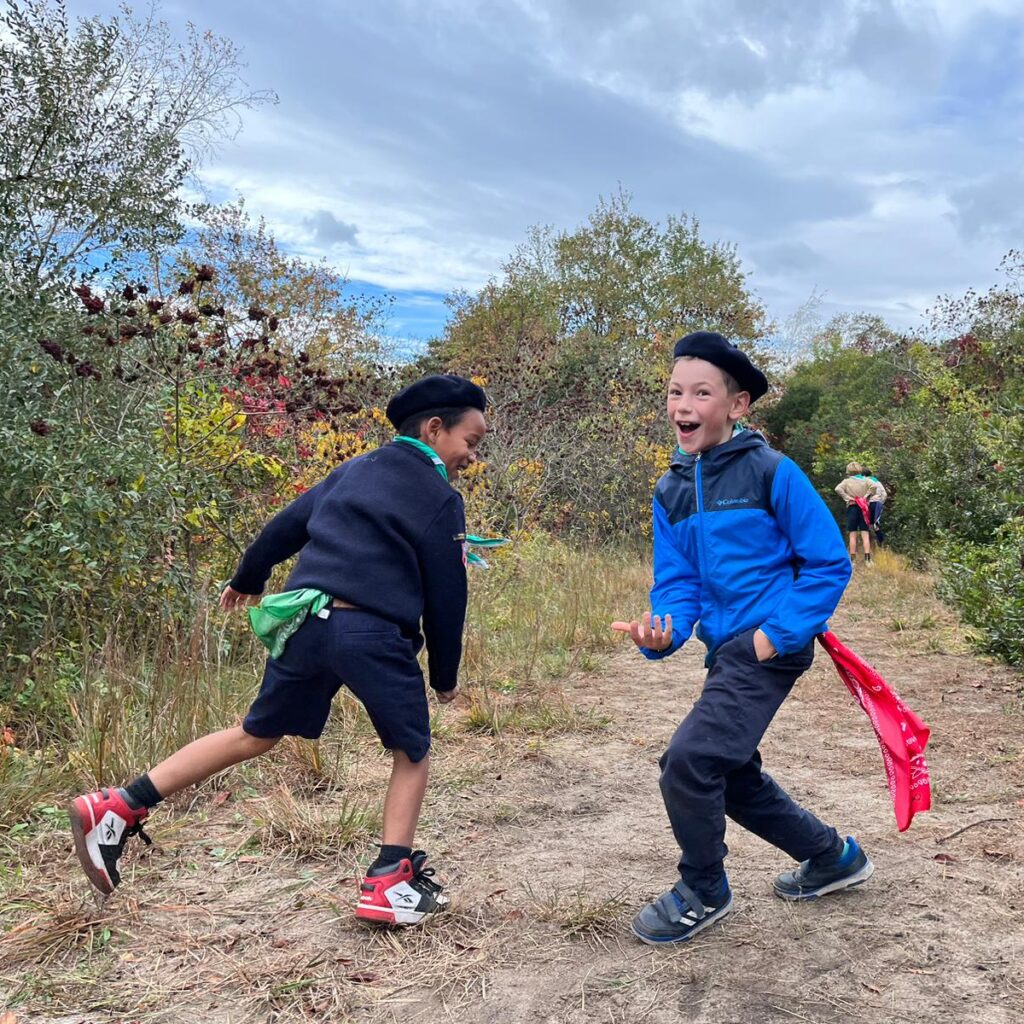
[672, 331, 768, 403]
[386, 374, 487, 429]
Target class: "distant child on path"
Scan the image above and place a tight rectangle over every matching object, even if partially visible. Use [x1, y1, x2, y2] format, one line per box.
[835, 462, 884, 564]
[612, 332, 870, 946]
[70, 374, 487, 927]
[862, 468, 888, 545]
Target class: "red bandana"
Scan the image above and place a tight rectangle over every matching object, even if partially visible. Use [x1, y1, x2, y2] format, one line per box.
[816, 632, 931, 831]
[853, 496, 873, 529]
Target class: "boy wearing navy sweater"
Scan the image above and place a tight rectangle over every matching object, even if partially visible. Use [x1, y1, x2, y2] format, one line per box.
[613, 333, 872, 945]
[70, 374, 486, 926]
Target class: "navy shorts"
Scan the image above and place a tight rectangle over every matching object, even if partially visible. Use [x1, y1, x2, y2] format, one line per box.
[242, 607, 431, 762]
[846, 503, 871, 531]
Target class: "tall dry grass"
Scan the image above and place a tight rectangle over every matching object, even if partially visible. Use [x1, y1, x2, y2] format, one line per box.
[1, 532, 649, 831]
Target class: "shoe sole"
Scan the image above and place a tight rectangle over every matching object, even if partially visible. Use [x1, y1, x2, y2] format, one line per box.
[69, 799, 114, 895]
[631, 893, 733, 945]
[356, 904, 424, 926]
[356, 904, 445, 927]
[773, 859, 875, 902]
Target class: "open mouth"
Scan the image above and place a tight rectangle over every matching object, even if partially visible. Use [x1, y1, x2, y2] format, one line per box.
[676, 421, 700, 437]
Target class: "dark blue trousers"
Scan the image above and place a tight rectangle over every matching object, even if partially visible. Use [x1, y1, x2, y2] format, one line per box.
[659, 628, 839, 898]
[869, 500, 885, 544]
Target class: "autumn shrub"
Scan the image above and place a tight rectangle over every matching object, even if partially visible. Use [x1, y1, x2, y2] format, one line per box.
[0, 258, 391, 715]
[418, 191, 770, 540]
[937, 518, 1024, 668]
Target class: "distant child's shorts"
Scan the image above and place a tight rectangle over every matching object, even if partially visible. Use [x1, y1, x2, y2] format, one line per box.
[242, 607, 431, 762]
[846, 504, 870, 531]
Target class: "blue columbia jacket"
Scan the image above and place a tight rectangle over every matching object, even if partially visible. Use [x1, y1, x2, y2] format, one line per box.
[645, 429, 851, 664]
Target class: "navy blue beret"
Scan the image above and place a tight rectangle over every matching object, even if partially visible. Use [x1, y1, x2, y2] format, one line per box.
[672, 331, 768, 403]
[386, 374, 487, 428]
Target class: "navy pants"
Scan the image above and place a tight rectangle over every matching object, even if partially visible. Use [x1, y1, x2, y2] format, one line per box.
[869, 500, 885, 544]
[659, 628, 839, 898]
[243, 608, 431, 762]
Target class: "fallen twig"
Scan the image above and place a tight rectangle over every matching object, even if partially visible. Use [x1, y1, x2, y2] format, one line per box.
[935, 818, 1011, 844]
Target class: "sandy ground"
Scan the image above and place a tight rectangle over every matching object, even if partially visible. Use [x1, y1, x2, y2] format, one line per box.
[2, 570, 1023, 1023]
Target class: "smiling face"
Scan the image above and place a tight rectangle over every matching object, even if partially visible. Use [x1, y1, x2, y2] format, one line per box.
[422, 408, 487, 480]
[667, 357, 750, 455]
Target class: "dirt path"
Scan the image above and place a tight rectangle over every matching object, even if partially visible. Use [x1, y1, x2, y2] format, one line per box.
[3, 569, 1023, 1023]
[424, 591, 1024, 1024]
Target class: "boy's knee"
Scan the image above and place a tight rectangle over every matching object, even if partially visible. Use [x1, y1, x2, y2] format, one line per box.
[659, 741, 704, 788]
[392, 748, 430, 771]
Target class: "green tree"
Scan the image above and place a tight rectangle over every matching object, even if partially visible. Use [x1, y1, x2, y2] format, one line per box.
[422, 192, 767, 537]
[767, 268, 1024, 666]
[0, 0, 275, 700]
[0, 0, 273, 294]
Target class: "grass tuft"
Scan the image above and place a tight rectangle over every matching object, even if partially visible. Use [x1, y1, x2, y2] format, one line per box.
[525, 882, 630, 939]
[0, 897, 129, 964]
[463, 689, 611, 737]
[255, 785, 382, 859]
[463, 533, 649, 691]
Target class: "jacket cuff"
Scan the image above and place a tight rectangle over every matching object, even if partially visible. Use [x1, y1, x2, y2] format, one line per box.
[759, 623, 798, 657]
[427, 660, 459, 692]
[640, 629, 683, 660]
[229, 572, 264, 595]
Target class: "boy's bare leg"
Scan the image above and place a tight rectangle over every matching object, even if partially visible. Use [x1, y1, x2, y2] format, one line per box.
[357, 753, 442, 925]
[381, 750, 430, 847]
[860, 530, 872, 556]
[71, 726, 280, 895]
[148, 726, 281, 799]
[848, 532, 857, 556]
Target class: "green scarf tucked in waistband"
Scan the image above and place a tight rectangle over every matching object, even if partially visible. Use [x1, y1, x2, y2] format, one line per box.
[247, 588, 331, 659]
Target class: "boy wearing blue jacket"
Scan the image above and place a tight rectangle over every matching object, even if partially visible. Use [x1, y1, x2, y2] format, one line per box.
[613, 332, 872, 945]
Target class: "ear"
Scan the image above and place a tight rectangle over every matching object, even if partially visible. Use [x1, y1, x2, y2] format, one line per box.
[420, 415, 444, 442]
[729, 391, 751, 421]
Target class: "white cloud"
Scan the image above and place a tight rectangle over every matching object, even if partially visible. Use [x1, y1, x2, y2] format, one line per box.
[69, 0, 1024, 334]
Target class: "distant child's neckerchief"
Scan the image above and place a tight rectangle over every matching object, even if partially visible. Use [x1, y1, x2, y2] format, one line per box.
[394, 434, 510, 568]
[854, 496, 875, 530]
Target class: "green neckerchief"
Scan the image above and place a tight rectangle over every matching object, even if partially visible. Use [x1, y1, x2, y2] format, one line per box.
[247, 587, 331, 659]
[394, 434, 510, 568]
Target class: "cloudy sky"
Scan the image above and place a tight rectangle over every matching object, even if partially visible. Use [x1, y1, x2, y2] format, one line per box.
[74, 0, 1024, 342]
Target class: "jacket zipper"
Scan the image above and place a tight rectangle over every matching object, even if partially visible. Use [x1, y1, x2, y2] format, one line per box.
[693, 453, 713, 637]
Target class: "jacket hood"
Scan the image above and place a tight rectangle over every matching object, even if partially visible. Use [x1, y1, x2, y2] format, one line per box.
[669, 428, 768, 471]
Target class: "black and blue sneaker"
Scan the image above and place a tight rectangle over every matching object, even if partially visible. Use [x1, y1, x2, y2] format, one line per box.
[631, 878, 732, 945]
[773, 836, 874, 901]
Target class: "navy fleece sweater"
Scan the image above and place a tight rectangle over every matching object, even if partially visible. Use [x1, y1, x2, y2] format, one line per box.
[230, 442, 467, 691]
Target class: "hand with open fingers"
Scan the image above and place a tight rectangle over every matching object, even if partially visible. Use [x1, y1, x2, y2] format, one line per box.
[435, 685, 460, 704]
[610, 611, 674, 652]
[219, 584, 261, 611]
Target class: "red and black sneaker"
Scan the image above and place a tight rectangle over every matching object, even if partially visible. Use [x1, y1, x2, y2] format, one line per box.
[69, 788, 152, 894]
[356, 850, 450, 926]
